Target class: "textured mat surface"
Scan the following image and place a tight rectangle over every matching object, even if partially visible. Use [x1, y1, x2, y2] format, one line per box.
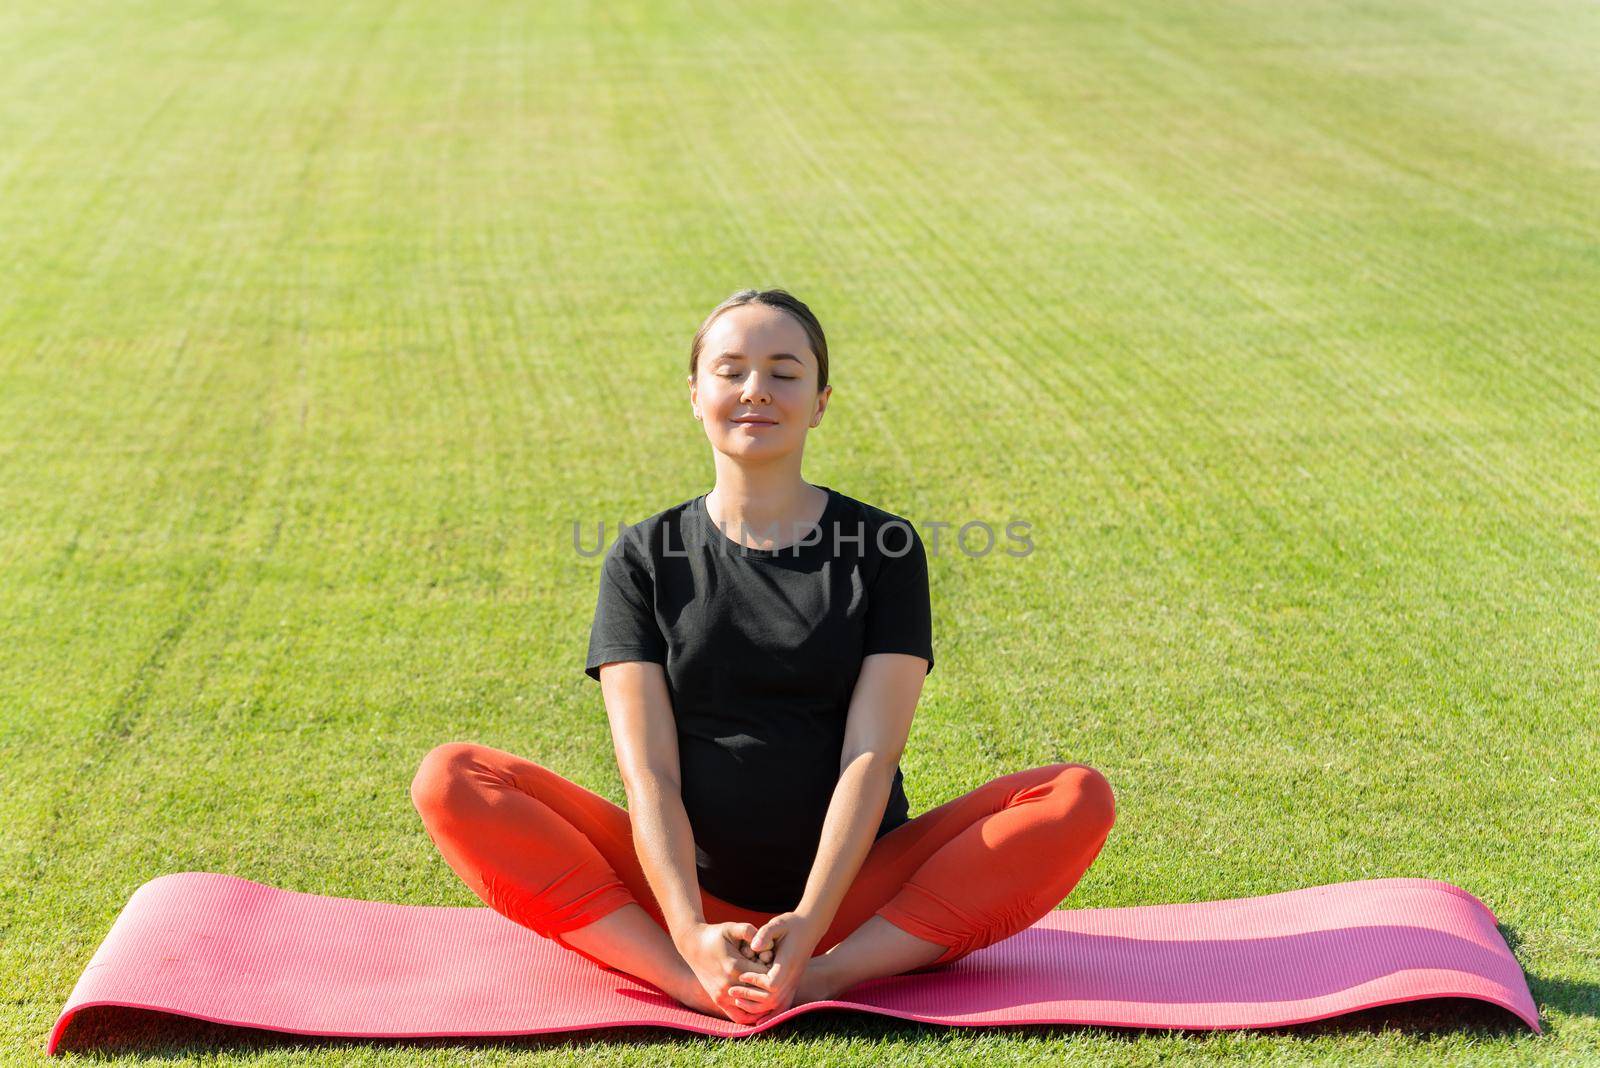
[48, 872, 1539, 1052]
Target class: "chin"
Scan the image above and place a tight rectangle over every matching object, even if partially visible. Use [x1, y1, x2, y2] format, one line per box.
[720, 438, 791, 457]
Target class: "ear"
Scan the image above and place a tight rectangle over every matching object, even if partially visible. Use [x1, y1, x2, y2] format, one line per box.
[811, 383, 831, 426]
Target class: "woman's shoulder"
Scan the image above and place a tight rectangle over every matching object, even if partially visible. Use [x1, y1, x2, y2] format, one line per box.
[827, 486, 910, 523]
[826, 488, 923, 550]
[607, 494, 699, 562]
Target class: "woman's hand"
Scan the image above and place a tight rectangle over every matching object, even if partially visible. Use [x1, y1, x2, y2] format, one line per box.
[673, 921, 777, 1023]
[733, 911, 823, 1017]
[739, 937, 775, 968]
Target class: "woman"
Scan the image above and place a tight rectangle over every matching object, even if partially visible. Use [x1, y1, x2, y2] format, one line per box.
[410, 288, 1116, 1024]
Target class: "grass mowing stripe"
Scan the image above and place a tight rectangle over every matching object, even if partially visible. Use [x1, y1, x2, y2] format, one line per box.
[912, 7, 1600, 566]
[1109, 4, 1600, 512]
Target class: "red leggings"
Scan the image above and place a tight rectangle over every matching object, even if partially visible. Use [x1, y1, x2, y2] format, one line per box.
[410, 742, 1115, 971]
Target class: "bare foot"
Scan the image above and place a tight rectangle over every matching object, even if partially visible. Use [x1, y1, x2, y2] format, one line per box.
[667, 975, 722, 1017]
[666, 946, 770, 1021]
[793, 955, 845, 1006]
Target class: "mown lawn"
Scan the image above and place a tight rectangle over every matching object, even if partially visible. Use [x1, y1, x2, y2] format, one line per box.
[2, 0, 1596, 1063]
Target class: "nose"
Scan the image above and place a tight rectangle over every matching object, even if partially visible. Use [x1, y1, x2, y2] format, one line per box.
[739, 372, 772, 405]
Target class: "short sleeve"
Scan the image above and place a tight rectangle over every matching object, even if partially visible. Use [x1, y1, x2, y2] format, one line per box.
[584, 527, 668, 682]
[862, 519, 934, 675]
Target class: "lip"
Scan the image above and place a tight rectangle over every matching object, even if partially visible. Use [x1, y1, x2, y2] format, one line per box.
[731, 417, 778, 426]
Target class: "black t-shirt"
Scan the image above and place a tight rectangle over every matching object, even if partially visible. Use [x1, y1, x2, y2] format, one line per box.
[584, 484, 934, 911]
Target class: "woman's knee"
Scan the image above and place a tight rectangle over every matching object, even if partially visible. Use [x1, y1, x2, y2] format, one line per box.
[410, 741, 493, 819]
[1044, 762, 1116, 837]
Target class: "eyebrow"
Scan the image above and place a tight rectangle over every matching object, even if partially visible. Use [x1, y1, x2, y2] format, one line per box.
[714, 351, 804, 364]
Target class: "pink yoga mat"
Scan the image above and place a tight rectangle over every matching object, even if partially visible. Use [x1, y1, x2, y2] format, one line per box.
[48, 872, 1538, 1053]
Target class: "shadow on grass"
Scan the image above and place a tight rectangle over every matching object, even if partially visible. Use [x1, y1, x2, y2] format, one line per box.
[1502, 922, 1596, 1028]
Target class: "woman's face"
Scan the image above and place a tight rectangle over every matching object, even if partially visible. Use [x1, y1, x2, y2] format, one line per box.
[689, 303, 830, 461]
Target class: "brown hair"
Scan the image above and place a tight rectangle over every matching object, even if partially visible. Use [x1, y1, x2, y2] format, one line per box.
[688, 288, 829, 392]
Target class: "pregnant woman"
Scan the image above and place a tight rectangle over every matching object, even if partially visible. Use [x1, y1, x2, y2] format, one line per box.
[410, 288, 1116, 1023]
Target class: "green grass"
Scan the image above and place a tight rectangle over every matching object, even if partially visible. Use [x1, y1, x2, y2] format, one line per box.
[3, 0, 1597, 1062]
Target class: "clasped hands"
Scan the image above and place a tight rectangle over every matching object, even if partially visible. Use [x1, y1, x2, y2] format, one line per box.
[675, 911, 821, 1023]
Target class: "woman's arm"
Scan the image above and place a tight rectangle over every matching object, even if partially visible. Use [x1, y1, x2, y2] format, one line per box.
[797, 651, 929, 933]
[599, 660, 775, 1020]
[736, 651, 929, 1013]
[597, 660, 705, 940]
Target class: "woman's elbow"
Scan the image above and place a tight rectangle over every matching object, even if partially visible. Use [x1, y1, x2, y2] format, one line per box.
[622, 765, 682, 800]
[839, 746, 903, 780]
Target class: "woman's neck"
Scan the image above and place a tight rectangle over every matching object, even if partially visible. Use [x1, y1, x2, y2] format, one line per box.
[705, 472, 827, 549]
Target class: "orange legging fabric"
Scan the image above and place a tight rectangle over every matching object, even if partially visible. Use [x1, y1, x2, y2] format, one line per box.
[410, 742, 1116, 971]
